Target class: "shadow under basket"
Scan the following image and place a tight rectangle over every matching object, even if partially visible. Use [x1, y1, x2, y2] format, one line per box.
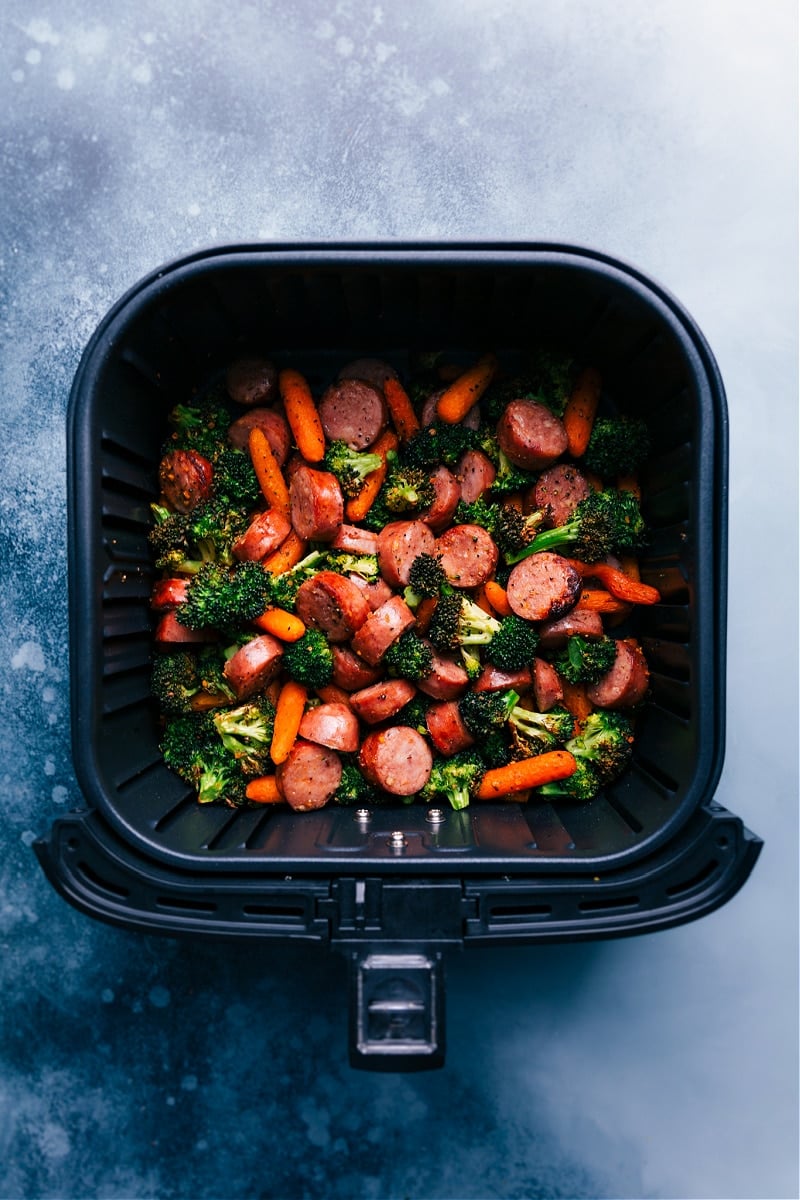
[37, 242, 761, 1069]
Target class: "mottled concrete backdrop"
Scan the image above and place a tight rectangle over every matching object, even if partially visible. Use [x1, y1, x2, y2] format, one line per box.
[0, 2, 797, 1198]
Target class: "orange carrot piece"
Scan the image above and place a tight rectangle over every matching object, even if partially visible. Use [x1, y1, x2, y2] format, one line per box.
[574, 588, 630, 616]
[270, 680, 308, 765]
[262, 530, 308, 575]
[252, 607, 306, 642]
[188, 691, 232, 712]
[413, 596, 438, 636]
[563, 366, 602, 458]
[278, 368, 325, 463]
[245, 776, 284, 804]
[476, 751, 577, 800]
[483, 580, 513, 618]
[618, 554, 641, 582]
[559, 680, 594, 724]
[566, 558, 660, 605]
[345, 429, 398, 522]
[383, 377, 420, 442]
[436, 353, 498, 424]
[316, 684, 352, 707]
[248, 426, 291, 515]
[616, 475, 641, 499]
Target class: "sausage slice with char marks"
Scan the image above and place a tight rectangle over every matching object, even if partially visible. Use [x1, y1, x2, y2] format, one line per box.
[350, 595, 416, 665]
[533, 658, 564, 712]
[359, 727, 433, 796]
[159, 449, 214, 514]
[223, 634, 284, 699]
[538, 608, 604, 647]
[331, 523, 379, 556]
[587, 639, 649, 709]
[417, 645, 470, 701]
[497, 400, 568, 471]
[231, 509, 291, 562]
[276, 740, 342, 811]
[294, 571, 371, 643]
[506, 552, 582, 623]
[458, 449, 496, 503]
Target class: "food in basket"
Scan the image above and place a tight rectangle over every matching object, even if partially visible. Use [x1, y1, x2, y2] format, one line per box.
[148, 350, 658, 812]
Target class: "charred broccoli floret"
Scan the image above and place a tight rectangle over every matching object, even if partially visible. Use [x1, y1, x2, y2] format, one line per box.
[150, 647, 236, 715]
[401, 421, 478, 469]
[323, 551, 379, 580]
[507, 703, 576, 754]
[186, 498, 251, 567]
[566, 710, 634, 783]
[212, 697, 276, 776]
[420, 749, 486, 811]
[473, 428, 537, 498]
[263, 550, 326, 611]
[403, 553, 447, 607]
[282, 628, 334, 689]
[458, 688, 518, 739]
[537, 759, 601, 802]
[395, 693, 432, 736]
[333, 763, 380, 807]
[453, 496, 502, 536]
[552, 635, 617, 685]
[148, 505, 198, 573]
[322, 440, 383, 499]
[484, 614, 540, 672]
[177, 560, 272, 632]
[383, 631, 434, 682]
[212, 447, 262, 507]
[584, 415, 651, 479]
[492, 504, 545, 557]
[427, 593, 501, 654]
[382, 466, 435, 514]
[505, 490, 646, 564]
[160, 713, 247, 807]
[164, 392, 233, 460]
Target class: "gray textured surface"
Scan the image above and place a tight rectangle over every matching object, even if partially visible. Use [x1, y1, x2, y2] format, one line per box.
[1, 3, 797, 1198]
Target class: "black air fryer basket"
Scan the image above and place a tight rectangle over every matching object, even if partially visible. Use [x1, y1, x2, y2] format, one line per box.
[37, 243, 761, 1069]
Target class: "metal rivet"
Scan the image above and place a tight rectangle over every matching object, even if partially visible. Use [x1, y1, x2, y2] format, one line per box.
[354, 808, 371, 822]
[388, 831, 407, 849]
[426, 808, 445, 823]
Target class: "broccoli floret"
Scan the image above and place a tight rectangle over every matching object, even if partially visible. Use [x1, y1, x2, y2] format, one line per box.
[504, 490, 631, 564]
[263, 550, 326, 611]
[177, 560, 272, 632]
[151, 651, 203, 715]
[383, 631, 434, 682]
[401, 422, 478, 469]
[484, 614, 540, 672]
[403, 553, 447, 607]
[566, 710, 634, 784]
[458, 689, 519, 739]
[428, 593, 501, 654]
[160, 713, 247, 807]
[359, 489, 396, 533]
[282, 629, 334, 689]
[395, 693, 431, 736]
[525, 348, 577, 417]
[148, 505, 199, 573]
[584, 416, 651, 479]
[460, 646, 483, 682]
[473, 428, 537, 498]
[536, 759, 601, 802]
[552, 635, 617, 685]
[323, 440, 383, 499]
[212, 447, 262, 507]
[492, 504, 545, 557]
[333, 763, 379, 807]
[195, 645, 238, 701]
[186, 498, 251, 567]
[477, 729, 515, 769]
[323, 551, 379, 580]
[453, 496, 502, 536]
[507, 703, 576, 752]
[382, 467, 435, 514]
[420, 749, 486, 811]
[212, 697, 276, 776]
[164, 393, 233, 460]
[605, 488, 650, 554]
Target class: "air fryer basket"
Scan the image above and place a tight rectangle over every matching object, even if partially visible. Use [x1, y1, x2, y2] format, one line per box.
[39, 244, 761, 1068]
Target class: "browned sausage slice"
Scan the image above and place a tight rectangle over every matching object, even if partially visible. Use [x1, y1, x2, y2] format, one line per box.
[350, 595, 417, 666]
[154, 611, 217, 644]
[534, 464, 592, 528]
[331, 645, 383, 691]
[346, 572, 394, 612]
[330, 523, 379, 556]
[435, 524, 498, 588]
[231, 509, 291, 562]
[337, 358, 399, 391]
[158, 449, 214, 514]
[318, 379, 388, 450]
[538, 608, 604, 647]
[349, 679, 417, 725]
[417, 646, 470, 700]
[458, 449, 496, 503]
[376, 520, 436, 588]
[227, 407, 291, 465]
[225, 357, 278, 407]
[506, 552, 581, 622]
[276, 740, 343, 810]
[497, 400, 568, 470]
[289, 466, 344, 542]
[150, 577, 191, 610]
[473, 664, 534, 693]
[222, 634, 284, 699]
[533, 657, 564, 712]
[359, 727, 433, 796]
[294, 571, 371, 643]
[425, 701, 475, 756]
[587, 639, 650, 708]
[298, 702, 360, 752]
[419, 466, 461, 532]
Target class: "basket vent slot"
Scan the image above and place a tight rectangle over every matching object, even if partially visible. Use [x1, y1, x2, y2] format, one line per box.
[487, 902, 552, 922]
[241, 903, 307, 920]
[665, 859, 719, 897]
[77, 860, 130, 900]
[155, 896, 218, 914]
[578, 893, 639, 913]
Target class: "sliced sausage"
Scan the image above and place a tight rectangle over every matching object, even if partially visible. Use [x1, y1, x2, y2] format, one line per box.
[497, 400, 568, 471]
[338, 358, 399, 391]
[154, 610, 216, 644]
[318, 379, 388, 450]
[294, 571, 371, 643]
[150, 577, 191, 610]
[222, 633, 284, 699]
[425, 701, 475, 756]
[376, 520, 436, 588]
[158, 449, 214, 514]
[227, 407, 291, 465]
[419, 465, 461, 532]
[231, 509, 291, 562]
[359, 727, 433, 796]
[298, 702, 360, 752]
[435, 524, 498, 588]
[417, 646, 470, 700]
[538, 608, 604, 648]
[587, 639, 650, 709]
[534, 464, 592, 528]
[533, 657, 564, 712]
[331, 645, 383, 691]
[506, 552, 582, 623]
[330, 523, 379, 556]
[474, 664, 534, 694]
[347, 572, 394, 612]
[276, 740, 342, 811]
[289, 466, 344, 542]
[225, 357, 278, 408]
[350, 679, 417, 725]
[458, 449, 496, 503]
[350, 595, 417, 666]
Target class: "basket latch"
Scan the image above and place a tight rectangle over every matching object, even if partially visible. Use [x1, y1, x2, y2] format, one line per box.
[349, 950, 445, 1070]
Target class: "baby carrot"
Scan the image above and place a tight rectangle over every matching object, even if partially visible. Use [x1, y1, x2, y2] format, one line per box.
[345, 429, 398, 522]
[252, 607, 307, 642]
[248, 426, 291, 516]
[278, 368, 326, 463]
[262, 530, 308, 575]
[483, 579, 513, 618]
[383, 376, 420, 442]
[245, 776, 284, 804]
[559, 680, 594, 724]
[563, 366, 602, 458]
[436, 353, 498, 424]
[476, 751, 577, 800]
[270, 680, 308, 765]
[574, 588, 630, 616]
[566, 558, 661, 605]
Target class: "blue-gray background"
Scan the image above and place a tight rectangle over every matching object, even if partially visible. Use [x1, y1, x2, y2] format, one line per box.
[1, 3, 797, 1198]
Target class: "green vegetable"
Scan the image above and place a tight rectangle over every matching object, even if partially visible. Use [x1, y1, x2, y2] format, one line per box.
[177, 561, 272, 632]
[212, 697, 276, 776]
[552, 636, 617, 685]
[282, 629, 334, 689]
[323, 440, 383, 499]
[484, 614, 540, 673]
[421, 749, 486, 811]
[584, 416, 651, 479]
[383, 631, 434, 682]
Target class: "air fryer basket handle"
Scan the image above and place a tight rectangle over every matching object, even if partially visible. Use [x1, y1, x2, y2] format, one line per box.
[347, 949, 446, 1071]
